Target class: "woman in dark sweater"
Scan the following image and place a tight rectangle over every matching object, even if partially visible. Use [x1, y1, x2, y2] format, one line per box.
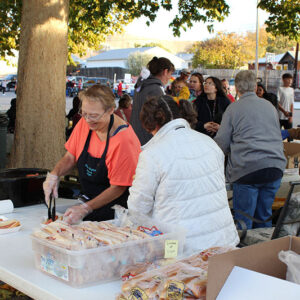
[194, 76, 230, 137]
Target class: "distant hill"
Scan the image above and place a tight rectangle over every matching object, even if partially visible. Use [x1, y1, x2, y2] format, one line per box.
[84, 31, 196, 59]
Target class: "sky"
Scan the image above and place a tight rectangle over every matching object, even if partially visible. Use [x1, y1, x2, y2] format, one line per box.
[125, 0, 270, 41]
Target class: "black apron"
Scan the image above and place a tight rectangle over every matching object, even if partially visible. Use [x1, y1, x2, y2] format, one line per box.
[77, 114, 128, 221]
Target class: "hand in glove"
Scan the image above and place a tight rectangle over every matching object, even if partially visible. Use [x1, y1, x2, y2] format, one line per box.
[63, 202, 93, 224]
[43, 172, 60, 206]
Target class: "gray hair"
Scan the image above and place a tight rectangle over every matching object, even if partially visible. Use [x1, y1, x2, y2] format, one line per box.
[235, 70, 257, 94]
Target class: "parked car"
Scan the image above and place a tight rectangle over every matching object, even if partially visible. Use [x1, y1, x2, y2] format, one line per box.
[0, 74, 17, 92]
[67, 76, 88, 83]
[3, 74, 17, 81]
[7, 80, 17, 92]
[82, 77, 111, 89]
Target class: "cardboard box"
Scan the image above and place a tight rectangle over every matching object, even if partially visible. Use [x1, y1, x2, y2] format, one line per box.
[207, 236, 300, 300]
[283, 142, 300, 168]
[217, 266, 300, 299]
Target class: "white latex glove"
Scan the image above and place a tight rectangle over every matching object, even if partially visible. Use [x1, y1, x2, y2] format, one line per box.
[63, 203, 93, 225]
[43, 172, 60, 206]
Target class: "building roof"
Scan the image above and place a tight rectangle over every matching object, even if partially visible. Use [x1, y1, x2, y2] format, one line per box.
[176, 53, 194, 61]
[87, 47, 153, 61]
[286, 51, 300, 59]
[249, 53, 285, 64]
[249, 51, 300, 64]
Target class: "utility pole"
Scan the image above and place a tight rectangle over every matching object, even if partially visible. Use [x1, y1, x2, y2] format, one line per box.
[255, 0, 259, 78]
[293, 43, 299, 89]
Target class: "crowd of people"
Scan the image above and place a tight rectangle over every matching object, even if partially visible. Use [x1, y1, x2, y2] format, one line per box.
[41, 56, 296, 252]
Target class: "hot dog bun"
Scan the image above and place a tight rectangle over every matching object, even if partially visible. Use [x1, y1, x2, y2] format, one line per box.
[0, 219, 20, 229]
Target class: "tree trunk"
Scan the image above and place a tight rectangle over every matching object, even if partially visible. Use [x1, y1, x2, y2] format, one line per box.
[9, 0, 69, 170]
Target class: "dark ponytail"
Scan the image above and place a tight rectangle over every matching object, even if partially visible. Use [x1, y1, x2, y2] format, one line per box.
[147, 57, 175, 76]
[140, 95, 198, 132]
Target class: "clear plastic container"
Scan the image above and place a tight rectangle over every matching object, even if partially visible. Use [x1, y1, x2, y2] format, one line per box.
[31, 218, 186, 287]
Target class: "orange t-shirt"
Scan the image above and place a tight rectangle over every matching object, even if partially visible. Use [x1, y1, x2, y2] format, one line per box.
[65, 116, 141, 186]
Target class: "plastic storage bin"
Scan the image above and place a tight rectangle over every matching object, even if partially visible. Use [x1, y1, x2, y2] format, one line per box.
[31, 219, 186, 287]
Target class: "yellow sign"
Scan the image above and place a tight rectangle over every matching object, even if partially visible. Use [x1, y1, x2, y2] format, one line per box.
[164, 240, 178, 258]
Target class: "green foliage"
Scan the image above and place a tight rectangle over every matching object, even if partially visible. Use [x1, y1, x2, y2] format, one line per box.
[191, 32, 250, 69]
[266, 34, 295, 54]
[168, 0, 229, 35]
[191, 27, 295, 69]
[0, 0, 230, 62]
[258, 0, 300, 41]
[126, 52, 153, 76]
[240, 28, 269, 61]
[0, 0, 22, 60]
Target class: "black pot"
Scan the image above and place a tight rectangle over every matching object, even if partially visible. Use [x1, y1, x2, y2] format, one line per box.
[0, 168, 48, 207]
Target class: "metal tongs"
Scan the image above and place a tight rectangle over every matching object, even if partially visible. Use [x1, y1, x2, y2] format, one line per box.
[48, 193, 56, 222]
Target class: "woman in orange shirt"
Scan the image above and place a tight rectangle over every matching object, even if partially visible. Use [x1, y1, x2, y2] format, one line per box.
[43, 85, 141, 224]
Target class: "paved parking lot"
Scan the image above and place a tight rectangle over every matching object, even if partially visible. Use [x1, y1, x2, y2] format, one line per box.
[0, 91, 74, 113]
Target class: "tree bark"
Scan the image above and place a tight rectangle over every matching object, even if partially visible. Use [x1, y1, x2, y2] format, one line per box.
[9, 0, 69, 170]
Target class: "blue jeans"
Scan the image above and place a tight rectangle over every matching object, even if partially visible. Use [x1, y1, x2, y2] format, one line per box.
[233, 178, 282, 229]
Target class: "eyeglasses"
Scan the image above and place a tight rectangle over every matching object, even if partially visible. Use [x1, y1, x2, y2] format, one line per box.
[79, 110, 106, 122]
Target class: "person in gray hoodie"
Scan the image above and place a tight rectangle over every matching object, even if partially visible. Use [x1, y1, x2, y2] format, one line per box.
[215, 70, 286, 229]
[130, 57, 175, 145]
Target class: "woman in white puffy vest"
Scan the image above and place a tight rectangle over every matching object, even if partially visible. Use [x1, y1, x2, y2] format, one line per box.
[127, 95, 239, 253]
